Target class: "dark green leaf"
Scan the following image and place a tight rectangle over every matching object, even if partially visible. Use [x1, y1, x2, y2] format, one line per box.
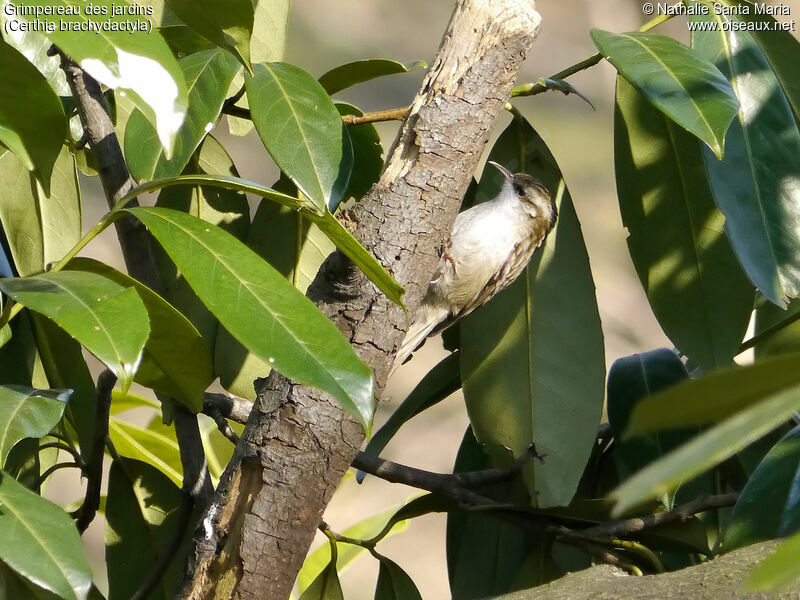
[0, 311, 42, 386]
[359, 353, 459, 482]
[105, 458, 185, 600]
[246, 62, 353, 212]
[591, 29, 738, 158]
[0, 272, 150, 392]
[24, 0, 188, 154]
[0, 39, 65, 192]
[374, 557, 422, 600]
[611, 382, 800, 515]
[108, 418, 182, 486]
[0, 469, 92, 600]
[0, 385, 69, 466]
[29, 314, 97, 457]
[336, 102, 384, 201]
[614, 76, 753, 370]
[319, 58, 426, 95]
[725, 425, 800, 551]
[627, 353, 800, 435]
[126, 49, 239, 181]
[299, 557, 344, 600]
[125, 206, 375, 428]
[606, 349, 714, 508]
[607, 349, 691, 474]
[460, 116, 605, 507]
[158, 25, 215, 57]
[164, 0, 254, 67]
[692, 9, 800, 306]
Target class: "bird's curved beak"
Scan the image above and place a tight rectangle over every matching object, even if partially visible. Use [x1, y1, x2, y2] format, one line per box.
[488, 161, 513, 183]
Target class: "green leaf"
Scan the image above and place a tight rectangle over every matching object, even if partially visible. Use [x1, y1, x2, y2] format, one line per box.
[722, 0, 800, 123]
[607, 349, 690, 469]
[611, 382, 800, 515]
[307, 211, 404, 307]
[125, 48, 240, 181]
[614, 76, 753, 370]
[125, 206, 375, 428]
[246, 62, 353, 212]
[606, 349, 714, 509]
[0, 272, 150, 392]
[66, 258, 212, 412]
[691, 9, 800, 307]
[626, 353, 800, 436]
[374, 557, 422, 600]
[725, 425, 800, 551]
[251, 0, 290, 64]
[105, 458, 185, 600]
[28, 314, 97, 458]
[117, 174, 405, 306]
[299, 557, 344, 600]
[0, 23, 70, 95]
[164, 0, 254, 68]
[108, 418, 183, 486]
[318, 58, 426, 95]
[0, 140, 80, 277]
[746, 530, 800, 591]
[591, 29, 738, 158]
[0, 385, 69, 467]
[754, 299, 800, 358]
[336, 102, 384, 202]
[460, 116, 605, 507]
[152, 134, 250, 352]
[446, 429, 573, 597]
[225, 0, 290, 136]
[358, 353, 459, 482]
[298, 506, 410, 595]
[0, 39, 65, 192]
[22, 0, 188, 154]
[0, 469, 92, 600]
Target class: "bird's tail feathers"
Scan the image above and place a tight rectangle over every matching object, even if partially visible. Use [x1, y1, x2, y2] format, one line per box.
[391, 305, 450, 376]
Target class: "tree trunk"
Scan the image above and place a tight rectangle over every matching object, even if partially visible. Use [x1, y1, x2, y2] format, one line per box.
[178, 1, 542, 598]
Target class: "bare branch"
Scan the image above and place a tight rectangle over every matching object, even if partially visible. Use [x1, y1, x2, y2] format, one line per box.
[75, 369, 115, 533]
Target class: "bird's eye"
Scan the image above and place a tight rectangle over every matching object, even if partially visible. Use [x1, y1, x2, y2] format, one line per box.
[514, 184, 527, 197]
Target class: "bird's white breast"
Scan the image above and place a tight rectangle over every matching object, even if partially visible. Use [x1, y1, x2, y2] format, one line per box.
[440, 197, 532, 309]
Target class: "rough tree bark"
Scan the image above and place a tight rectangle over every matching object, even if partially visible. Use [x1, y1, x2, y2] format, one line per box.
[179, 1, 542, 598]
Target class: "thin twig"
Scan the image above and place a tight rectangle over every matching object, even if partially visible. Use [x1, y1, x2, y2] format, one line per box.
[206, 404, 240, 444]
[75, 369, 115, 533]
[576, 493, 738, 539]
[37, 462, 79, 485]
[222, 103, 409, 126]
[352, 452, 505, 507]
[38, 442, 84, 467]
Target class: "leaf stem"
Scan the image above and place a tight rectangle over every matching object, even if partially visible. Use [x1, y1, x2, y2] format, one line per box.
[738, 309, 800, 354]
[512, 3, 679, 99]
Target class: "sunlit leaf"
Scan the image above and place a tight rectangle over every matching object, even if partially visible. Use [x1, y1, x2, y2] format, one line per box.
[591, 29, 738, 158]
[0, 469, 92, 600]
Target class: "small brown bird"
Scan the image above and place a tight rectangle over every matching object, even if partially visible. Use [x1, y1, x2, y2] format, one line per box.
[394, 161, 557, 369]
